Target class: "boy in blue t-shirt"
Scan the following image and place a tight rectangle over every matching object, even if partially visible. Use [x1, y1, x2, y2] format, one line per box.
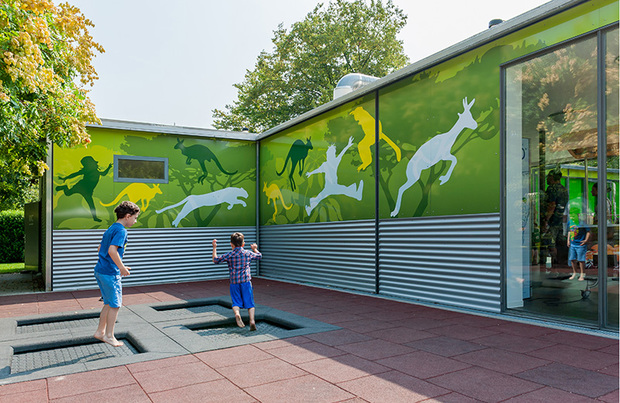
[567, 220, 591, 281]
[93, 201, 140, 347]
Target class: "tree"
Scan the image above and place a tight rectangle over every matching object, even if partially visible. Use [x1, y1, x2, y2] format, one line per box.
[212, 0, 409, 133]
[0, 0, 103, 209]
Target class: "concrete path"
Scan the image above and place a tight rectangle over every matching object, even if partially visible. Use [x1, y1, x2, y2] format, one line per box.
[0, 271, 43, 297]
[0, 278, 617, 402]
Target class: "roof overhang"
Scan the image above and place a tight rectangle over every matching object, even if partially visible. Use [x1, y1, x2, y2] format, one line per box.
[88, 119, 258, 141]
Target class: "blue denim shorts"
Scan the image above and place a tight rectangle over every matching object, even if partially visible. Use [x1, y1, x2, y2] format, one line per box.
[569, 243, 587, 262]
[229, 281, 254, 309]
[94, 270, 122, 308]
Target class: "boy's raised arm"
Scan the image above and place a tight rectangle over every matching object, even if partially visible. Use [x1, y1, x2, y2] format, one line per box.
[212, 239, 218, 262]
[251, 243, 262, 257]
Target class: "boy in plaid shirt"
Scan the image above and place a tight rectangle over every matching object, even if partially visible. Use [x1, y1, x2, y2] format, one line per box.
[212, 232, 262, 330]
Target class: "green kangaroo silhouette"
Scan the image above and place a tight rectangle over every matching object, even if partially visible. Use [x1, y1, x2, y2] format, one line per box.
[276, 137, 313, 191]
[174, 138, 237, 184]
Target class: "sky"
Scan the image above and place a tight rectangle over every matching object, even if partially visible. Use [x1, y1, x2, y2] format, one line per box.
[65, 0, 551, 130]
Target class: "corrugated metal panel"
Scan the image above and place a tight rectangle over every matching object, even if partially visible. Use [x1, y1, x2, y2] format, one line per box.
[259, 220, 376, 293]
[379, 214, 501, 312]
[52, 227, 256, 291]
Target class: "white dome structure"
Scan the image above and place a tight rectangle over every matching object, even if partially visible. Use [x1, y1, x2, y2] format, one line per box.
[333, 73, 378, 100]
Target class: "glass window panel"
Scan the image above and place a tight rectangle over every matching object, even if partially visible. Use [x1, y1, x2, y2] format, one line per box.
[114, 156, 168, 183]
[505, 35, 599, 323]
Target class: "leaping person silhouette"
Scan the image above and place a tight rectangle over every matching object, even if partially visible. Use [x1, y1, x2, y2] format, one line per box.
[56, 156, 112, 222]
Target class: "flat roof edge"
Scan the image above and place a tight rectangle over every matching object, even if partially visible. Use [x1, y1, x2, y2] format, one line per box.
[258, 0, 589, 140]
[90, 119, 258, 141]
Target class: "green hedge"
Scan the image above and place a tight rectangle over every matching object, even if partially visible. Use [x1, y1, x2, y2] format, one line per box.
[0, 210, 24, 263]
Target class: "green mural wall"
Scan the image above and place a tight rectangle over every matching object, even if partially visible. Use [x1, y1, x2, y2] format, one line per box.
[53, 128, 256, 229]
[260, 95, 378, 225]
[378, 0, 617, 219]
[378, 55, 500, 218]
[51, 0, 618, 229]
[259, 0, 618, 224]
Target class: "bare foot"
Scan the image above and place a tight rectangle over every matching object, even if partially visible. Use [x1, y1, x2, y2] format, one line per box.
[235, 314, 245, 328]
[249, 323, 257, 331]
[93, 332, 104, 342]
[568, 273, 576, 280]
[102, 336, 124, 347]
[578, 274, 585, 281]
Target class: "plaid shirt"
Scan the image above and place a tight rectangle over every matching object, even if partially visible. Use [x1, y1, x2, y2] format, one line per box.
[213, 247, 262, 284]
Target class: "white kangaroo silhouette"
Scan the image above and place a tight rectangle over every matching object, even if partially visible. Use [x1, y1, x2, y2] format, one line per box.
[156, 187, 248, 227]
[391, 97, 477, 217]
[305, 136, 364, 215]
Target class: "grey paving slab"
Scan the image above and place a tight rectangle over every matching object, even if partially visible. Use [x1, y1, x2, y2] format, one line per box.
[0, 272, 43, 296]
[0, 345, 11, 378]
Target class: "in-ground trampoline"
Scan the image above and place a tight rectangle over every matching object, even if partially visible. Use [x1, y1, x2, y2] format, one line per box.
[0, 297, 339, 385]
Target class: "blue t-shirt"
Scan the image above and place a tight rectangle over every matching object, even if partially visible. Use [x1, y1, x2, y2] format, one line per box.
[568, 224, 590, 246]
[94, 222, 128, 276]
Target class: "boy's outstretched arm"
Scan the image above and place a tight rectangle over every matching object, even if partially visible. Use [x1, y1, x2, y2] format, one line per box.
[251, 243, 261, 256]
[212, 239, 218, 262]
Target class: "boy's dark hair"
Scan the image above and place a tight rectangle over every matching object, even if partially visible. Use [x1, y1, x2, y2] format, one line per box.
[114, 201, 140, 219]
[230, 232, 244, 247]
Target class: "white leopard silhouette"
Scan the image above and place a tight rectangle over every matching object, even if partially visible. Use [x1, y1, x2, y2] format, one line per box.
[305, 136, 364, 215]
[391, 97, 477, 217]
[156, 187, 248, 227]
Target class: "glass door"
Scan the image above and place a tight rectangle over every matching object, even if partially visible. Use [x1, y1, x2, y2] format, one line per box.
[504, 27, 619, 329]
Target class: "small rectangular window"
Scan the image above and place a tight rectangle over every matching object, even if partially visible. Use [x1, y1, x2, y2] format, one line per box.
[114, 155, 168, 183]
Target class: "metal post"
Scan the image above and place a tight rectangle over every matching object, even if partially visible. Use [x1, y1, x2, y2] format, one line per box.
[256, 140, 261, 276]
[596, 30, 608, 329]
[499, 66, 507, 311]
[375, 92, 380, 295]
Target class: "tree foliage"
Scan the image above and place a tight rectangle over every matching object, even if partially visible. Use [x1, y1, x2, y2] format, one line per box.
[212, 0, 409, 133]
[0, 0, 103, 209]
[0, 209, 24, 262]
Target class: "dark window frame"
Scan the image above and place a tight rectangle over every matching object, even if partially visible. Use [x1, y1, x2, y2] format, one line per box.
[113, 155, 168, 184]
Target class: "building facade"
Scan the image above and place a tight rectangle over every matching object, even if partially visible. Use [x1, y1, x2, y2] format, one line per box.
[40, 0, 618, 333]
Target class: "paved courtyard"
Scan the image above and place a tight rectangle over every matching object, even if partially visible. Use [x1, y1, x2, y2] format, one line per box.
[0, 278, 617, 402]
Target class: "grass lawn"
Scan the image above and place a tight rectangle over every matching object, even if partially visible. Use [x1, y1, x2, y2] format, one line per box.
[0, 262, 29, 274]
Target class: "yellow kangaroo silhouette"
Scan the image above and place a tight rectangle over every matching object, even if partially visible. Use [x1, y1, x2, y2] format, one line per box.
[263, 182, 292, 221]
[350, 107, 401, 171]
[100, 183, 162, 211]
